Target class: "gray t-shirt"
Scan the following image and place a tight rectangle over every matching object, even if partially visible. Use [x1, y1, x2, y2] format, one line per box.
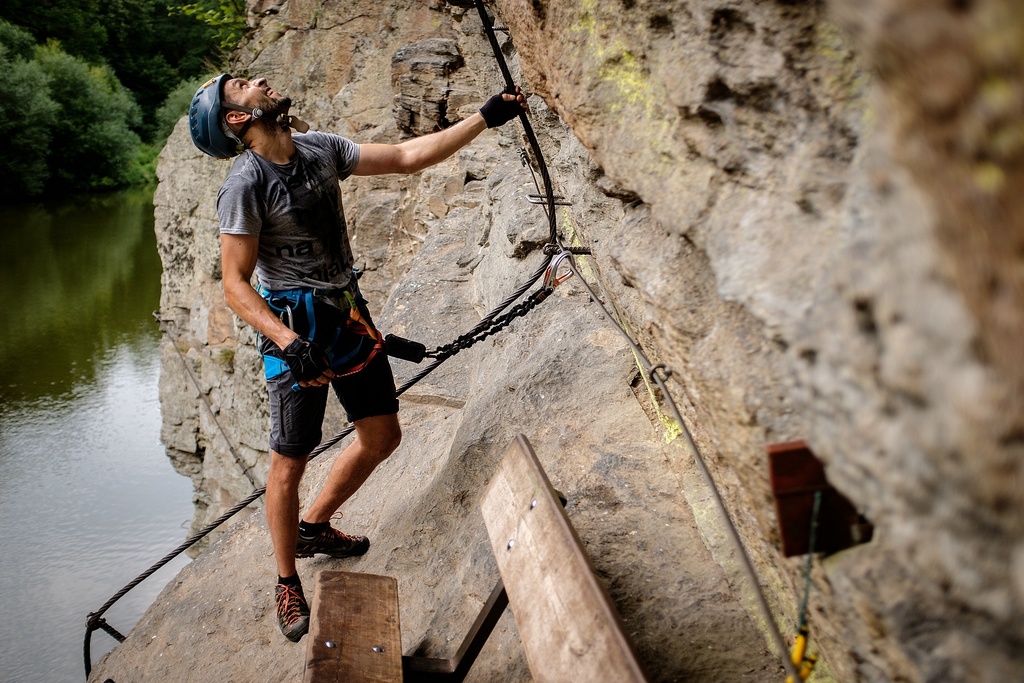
[217, 132, 361, 291]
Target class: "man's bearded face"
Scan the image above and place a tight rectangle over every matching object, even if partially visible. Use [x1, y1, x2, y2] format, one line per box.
[254, 94, 293, 131]
[224, 76, 292, 130]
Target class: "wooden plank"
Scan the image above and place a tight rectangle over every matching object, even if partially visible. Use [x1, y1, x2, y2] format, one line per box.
[768, 440, 874, 556]
[303, 571, 403, 683]
[480, 435, 649, 683]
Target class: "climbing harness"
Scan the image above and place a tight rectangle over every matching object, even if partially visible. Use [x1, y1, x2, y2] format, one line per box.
[256, 283, 384, 383]
[84, 133, 567, 683]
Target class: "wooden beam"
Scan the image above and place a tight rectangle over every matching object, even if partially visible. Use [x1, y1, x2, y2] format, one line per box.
[768, 440, 874, 556]
[403, 579, 509, 683]
[480, 435, 649, 683]
[303, 571, 403, 683]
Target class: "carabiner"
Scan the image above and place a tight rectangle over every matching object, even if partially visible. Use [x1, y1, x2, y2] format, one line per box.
[542, 250, 575, 290]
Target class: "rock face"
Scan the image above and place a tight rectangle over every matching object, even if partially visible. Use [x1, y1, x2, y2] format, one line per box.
[91, 1, 1024, 682]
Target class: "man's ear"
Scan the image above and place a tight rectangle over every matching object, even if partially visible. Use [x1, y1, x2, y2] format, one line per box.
[224, 109, 249, 126]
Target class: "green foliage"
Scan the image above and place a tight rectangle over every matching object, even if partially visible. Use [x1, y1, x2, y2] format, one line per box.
[0, 0, 245, 201]
[129, 143, 163, 187]
[0, 21, 154, 201]
[96, 0, 221, 139]
[0, 1, 226, 142]
[35, 41, 145, 193]
[0, 0, 107, 63]
[170, 0, 248, 53]
[0, 17, 36, 60]
[155, 75, 213, 142]
[0, 26, 59, 200]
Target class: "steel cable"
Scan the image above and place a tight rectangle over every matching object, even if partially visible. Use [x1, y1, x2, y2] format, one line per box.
[472, 2, 801, 678]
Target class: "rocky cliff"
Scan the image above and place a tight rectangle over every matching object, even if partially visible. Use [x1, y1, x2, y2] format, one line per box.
[90, 1, 1024, 682]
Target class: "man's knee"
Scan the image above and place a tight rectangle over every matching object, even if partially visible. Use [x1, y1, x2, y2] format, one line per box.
[373, 420, 402, 460]
[357, 414, 401, 462]
[382, 421, 402, 456]
[268, 450, 307, 488]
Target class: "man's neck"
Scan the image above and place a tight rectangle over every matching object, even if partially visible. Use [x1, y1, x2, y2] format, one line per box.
[247, 126, 297, 165]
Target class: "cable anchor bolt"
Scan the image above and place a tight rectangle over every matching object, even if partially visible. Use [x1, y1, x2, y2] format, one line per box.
[527, 193, 571, 206]
[648, 363, 673, 383]
[542, 244, 591, 256]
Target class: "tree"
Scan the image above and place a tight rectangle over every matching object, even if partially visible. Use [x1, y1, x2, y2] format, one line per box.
[35, 42, 145, 193]
[0, 0, 107, 63]
[0, 2, 247, 200]
[0, 16, 36, 59]
[0, 0, 224, 142]
[0, 23, 59, 200]
[97, 0, 220, 140]
[155, 75, 213, 142]
[170, 0, 248, 53]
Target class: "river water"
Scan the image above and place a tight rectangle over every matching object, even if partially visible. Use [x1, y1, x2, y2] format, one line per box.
[0, 189, 194, 683]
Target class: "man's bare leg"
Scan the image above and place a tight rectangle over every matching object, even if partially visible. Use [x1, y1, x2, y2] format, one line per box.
[266, 450, 307, 578]
[302, 413, 402, 524]
[266, 449, 312, 642]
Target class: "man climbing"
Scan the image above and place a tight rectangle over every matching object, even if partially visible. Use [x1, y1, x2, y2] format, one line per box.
[187, 73, 525, 641]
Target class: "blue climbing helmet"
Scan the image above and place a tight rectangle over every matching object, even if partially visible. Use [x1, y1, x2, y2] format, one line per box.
[189, 74, 248, 159]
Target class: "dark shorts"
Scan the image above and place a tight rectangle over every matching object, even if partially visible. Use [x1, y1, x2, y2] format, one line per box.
[266, 337, 399, 458]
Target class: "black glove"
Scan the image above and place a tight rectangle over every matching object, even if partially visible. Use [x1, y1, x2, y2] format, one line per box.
[479, 87, 524, 128]
[282, 336, 330, 382]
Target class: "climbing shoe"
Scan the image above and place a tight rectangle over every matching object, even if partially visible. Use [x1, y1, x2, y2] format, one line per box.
[275, 582, 310, 642]
[295, 525, 370, 559]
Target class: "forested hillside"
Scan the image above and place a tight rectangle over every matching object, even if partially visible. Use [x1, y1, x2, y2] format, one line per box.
[0, 0, 244, 200]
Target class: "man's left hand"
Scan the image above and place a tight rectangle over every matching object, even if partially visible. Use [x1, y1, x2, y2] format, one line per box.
[479, 86, 526, 128]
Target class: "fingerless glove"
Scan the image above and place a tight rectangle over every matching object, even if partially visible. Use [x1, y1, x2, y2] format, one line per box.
[282, 336, 330, 382]
[479, 90, 522, 128]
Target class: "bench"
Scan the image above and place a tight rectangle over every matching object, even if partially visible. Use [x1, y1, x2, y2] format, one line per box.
[303, 434, 649, 683]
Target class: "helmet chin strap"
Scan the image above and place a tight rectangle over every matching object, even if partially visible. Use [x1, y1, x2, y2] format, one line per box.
[222, 101, 265, 119]
[221, 101, 263, 144]
[223, 99, 309, 139]
[264, 98, 309, 133]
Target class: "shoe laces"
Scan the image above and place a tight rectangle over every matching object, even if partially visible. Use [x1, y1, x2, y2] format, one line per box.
[277, 584, 306, 624]
[327, 526, 362, 543]
[317, 514, 361, 544]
